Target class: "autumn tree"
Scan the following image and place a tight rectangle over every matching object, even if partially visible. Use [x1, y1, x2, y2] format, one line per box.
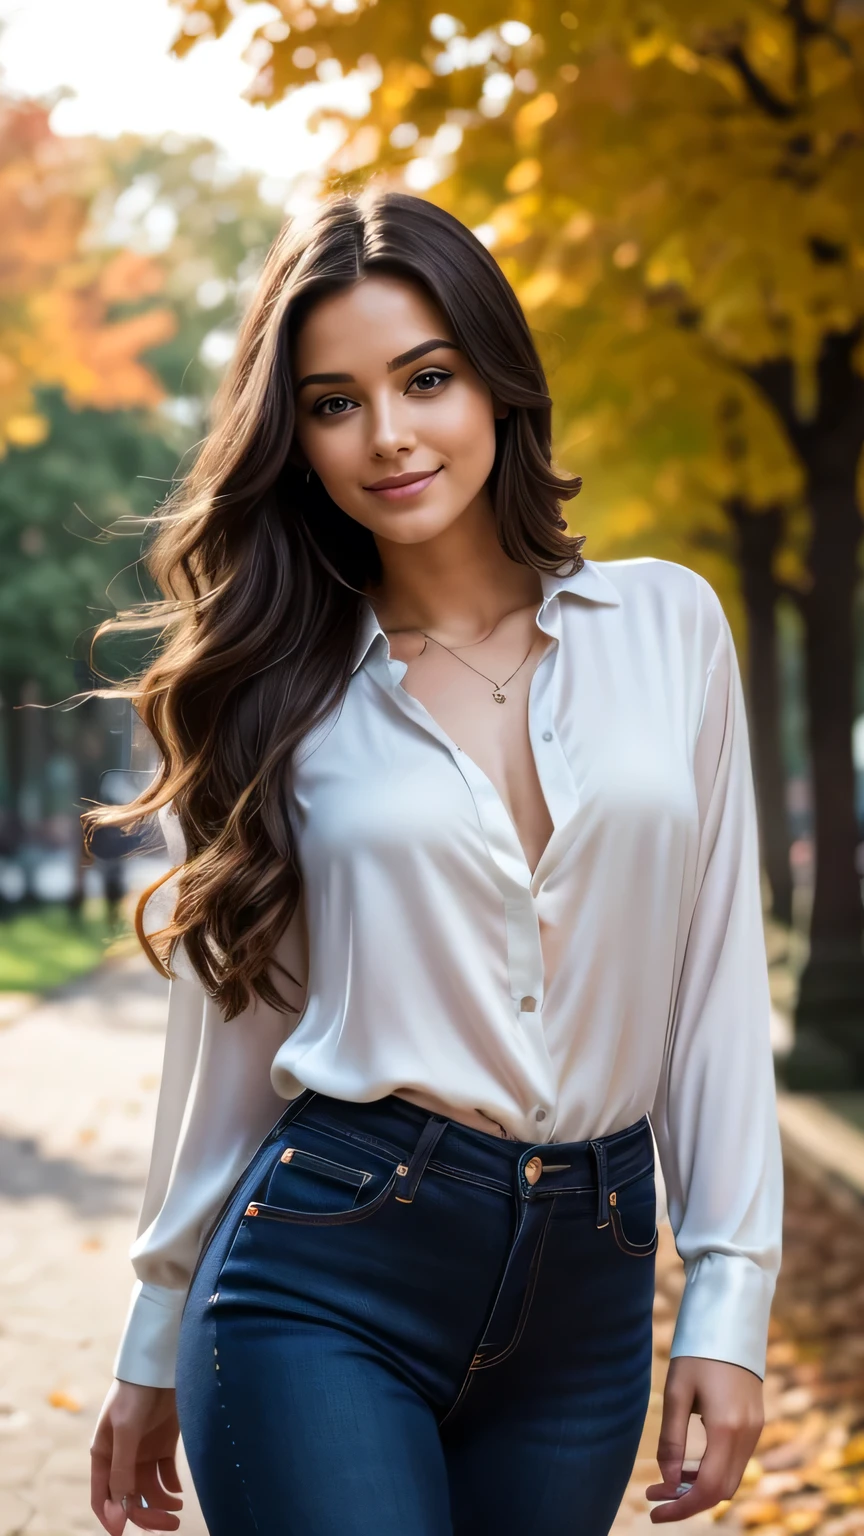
[171, 0, 864, 1083]
[0, 98, 176, 450]
[0, 117, 283, 890]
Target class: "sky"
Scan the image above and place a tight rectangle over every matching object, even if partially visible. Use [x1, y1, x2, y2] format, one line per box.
[0, 0, 364, 185]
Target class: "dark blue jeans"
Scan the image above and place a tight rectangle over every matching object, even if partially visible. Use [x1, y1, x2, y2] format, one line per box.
[176, 1089, 657, 1536]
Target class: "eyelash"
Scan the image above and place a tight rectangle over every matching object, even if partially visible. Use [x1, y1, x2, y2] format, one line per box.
[311, 369, 453, 418]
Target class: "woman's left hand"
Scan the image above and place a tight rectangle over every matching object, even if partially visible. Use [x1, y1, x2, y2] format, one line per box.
[646, 1355, 764, 1523]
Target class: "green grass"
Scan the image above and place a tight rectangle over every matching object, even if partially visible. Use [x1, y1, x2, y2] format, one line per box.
[0, 898, 138, 992]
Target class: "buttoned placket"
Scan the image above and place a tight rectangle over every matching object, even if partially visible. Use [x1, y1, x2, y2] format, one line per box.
[361, 591, 582, 1144]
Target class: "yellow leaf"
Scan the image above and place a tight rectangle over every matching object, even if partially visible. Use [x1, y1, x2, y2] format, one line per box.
[48, 1389, 82, 1412]
[504, 158, 542, 194]
[519, 270, 561, 310]
[4, 413, 48, 447]
[737, 1498, 784, 1526]
[842, 1435, 864, 1467]
[514, 92, 558, 141]
[783, 1513, 820, 1534]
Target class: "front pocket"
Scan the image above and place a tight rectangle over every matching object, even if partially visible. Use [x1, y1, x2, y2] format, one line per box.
[607, 1173, 658, 1257]
[245, 1164, 399, 1227]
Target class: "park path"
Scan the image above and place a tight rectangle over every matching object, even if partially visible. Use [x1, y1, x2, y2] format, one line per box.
[1, 950, 862, 1535]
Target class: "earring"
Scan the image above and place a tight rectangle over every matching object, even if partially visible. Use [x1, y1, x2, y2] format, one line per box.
[306, 466, 315, 484]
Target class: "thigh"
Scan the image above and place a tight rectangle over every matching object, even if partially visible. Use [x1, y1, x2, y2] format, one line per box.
[179, 1303, 454, 1536]
[442, 1182, 656, 1536]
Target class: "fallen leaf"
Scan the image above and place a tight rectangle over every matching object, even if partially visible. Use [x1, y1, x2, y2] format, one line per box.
[737, 1498, 784, 1526]
[80, 1237, 103, 1252]
[47, 1389, 81, 1412]
[844, 1437, 864, 1469]
[783, 1513, 821, 1533]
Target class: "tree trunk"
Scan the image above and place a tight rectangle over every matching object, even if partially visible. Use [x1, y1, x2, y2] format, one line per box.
[749, 327, 864, 1084]
[725, 499, 794, 926]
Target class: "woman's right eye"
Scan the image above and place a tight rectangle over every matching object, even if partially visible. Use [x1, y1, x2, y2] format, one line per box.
[312, 395, 356, 417]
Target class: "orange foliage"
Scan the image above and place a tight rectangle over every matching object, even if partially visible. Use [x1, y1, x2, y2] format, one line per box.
[0, 99, 176, 450]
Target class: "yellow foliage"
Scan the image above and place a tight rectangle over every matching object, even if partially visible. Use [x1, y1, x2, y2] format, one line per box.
[0, 98, 172, 449]
[4, 414, 49, 447]
[514, 92, 558, 144]
[172, 0, 864, 589]
[518, 269, 561, 310]
[504, 158, 542, 194]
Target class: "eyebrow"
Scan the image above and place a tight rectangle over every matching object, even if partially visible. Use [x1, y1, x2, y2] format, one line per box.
[295, 338, 460, 392]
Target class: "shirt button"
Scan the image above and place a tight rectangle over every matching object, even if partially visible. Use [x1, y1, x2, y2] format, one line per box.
[542, 730, 553, 742]
[535, 1108, 547, 1122]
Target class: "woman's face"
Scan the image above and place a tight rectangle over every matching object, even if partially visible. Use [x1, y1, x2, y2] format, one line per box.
[290, 274, 506, 549]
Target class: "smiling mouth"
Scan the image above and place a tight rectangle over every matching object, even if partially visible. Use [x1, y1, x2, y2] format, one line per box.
[364, 467, 443, 498]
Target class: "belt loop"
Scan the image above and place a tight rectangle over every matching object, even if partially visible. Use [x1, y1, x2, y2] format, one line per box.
[589, 1138, 609, 1228]
[394, 1115, 448, 1203]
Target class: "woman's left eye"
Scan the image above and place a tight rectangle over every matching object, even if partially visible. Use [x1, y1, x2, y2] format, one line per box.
[410, 369, 451, 392]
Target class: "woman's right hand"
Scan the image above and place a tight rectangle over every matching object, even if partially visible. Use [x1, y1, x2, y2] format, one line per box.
[90, 1379, 184, 1533]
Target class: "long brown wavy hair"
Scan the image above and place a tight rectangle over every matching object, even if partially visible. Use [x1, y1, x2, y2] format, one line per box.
[81, 185, 586, 1021]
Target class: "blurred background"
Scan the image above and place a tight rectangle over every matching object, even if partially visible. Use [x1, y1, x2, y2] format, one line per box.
[3, 3, 864, 1534]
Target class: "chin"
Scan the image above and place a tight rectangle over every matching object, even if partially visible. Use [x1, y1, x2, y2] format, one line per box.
[371, 505, 461, 544]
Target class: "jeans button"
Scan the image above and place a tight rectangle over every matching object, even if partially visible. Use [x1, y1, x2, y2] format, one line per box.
[524, 1156, 543, 1185]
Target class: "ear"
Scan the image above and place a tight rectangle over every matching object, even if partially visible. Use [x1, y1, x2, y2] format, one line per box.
[491, 398, 510, 421]
[286, 441, 310, 472]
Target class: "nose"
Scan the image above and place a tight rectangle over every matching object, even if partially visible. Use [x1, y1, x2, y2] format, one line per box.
[368, 389, 417, 460]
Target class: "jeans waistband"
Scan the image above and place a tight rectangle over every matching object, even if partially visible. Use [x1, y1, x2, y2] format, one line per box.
[279, 1089, 654, 1211]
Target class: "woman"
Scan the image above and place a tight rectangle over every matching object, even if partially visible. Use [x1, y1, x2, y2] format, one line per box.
[88, 187, 782, 1536]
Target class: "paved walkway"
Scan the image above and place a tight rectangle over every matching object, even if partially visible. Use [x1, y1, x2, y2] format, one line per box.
[0, 952, 208, 1535]
[2, 949, 860, 1535]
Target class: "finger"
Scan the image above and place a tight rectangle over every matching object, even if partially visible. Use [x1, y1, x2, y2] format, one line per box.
[650, 1423, 737, 1524]
[108, 1436, 139, 1508]
[125, 1497, 181, 1533]
[90, 1447, 116, 1531]
[653, 1377, 693, 1492]
[157, 1456, 183, 1495]
[134, 1463, 183, 1512]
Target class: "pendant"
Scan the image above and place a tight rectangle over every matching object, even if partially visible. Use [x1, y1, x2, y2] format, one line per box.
[492, 690, 506, 703]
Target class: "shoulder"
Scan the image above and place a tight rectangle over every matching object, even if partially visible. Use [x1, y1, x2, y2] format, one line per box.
[583, 555, 728, 655]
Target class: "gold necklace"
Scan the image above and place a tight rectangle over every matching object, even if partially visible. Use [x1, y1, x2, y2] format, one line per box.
[419, 630, 535, 703]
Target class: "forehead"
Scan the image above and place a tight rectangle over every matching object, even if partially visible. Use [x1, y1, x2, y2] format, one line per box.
[292, 274, 448, 366]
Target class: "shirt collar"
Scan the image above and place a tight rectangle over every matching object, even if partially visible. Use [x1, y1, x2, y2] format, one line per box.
[349, 557, 622, 676]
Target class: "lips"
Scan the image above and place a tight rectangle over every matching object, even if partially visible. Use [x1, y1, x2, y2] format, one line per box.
[364, 467, 441, 490]
[363, 466, 443, 500]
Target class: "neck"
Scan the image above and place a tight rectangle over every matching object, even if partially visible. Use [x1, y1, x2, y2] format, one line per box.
[365, 496, 544, 645]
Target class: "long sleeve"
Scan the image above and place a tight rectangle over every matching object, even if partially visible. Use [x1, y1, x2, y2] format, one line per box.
[651, 589, 784, 1381]
[112, 801, 308, 1388]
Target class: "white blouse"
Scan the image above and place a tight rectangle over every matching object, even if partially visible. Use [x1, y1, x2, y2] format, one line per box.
[113, 555, 783, 1390]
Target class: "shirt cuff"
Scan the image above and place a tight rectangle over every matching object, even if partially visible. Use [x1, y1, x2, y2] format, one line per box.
[669, 1251, 776, 1380]
[112, 1280, 188, 1388]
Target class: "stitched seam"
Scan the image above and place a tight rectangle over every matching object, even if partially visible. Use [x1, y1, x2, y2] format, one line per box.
[472, 1202, 555, 1369]
[300, 1116, 410, 1162]
[438, 1360, 478, 1430]
[611, 1160, 656, 1196]
[212, 1314, 259, 1532]
[425, 1161, 513, 1195]
[244, 1170, 398, 1226]
[609, 1207, 659, 1256]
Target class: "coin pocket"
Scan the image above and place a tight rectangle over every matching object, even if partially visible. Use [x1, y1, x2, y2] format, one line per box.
[262, 1145, 374, 1215]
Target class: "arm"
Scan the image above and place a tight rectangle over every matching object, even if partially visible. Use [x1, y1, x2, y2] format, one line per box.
[648, 586, 783, 1519]
[112, 801, 309, 1389]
